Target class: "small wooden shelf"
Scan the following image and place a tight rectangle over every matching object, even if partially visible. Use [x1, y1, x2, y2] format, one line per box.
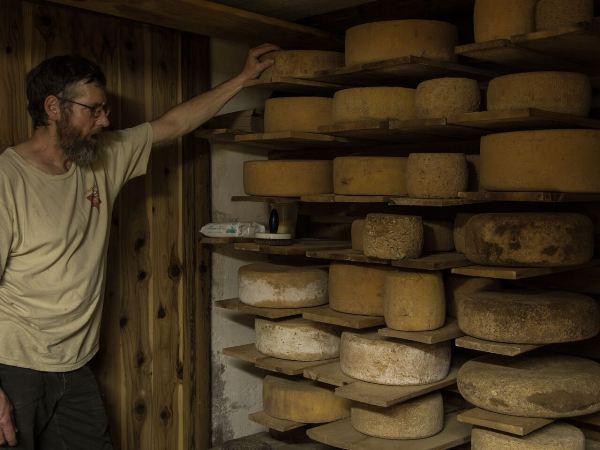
[390, 196, 484, 207]
[194, 128, 252, 143]
[248, 411, 306, 433]
[378, 320, 464, 345]
[459, 190, 600, 203]
[234, 130, 360, 149]
[222, 343, 266, 364]
[303, 360, 356, 387]
[305, 248, 389, 265]
[234, 239, 350, 256]
[215, 298, 323, 319]
[200, 236, 253, 245]
[243, 76, 343, 94]
[301, 193, 392, 203]
[302, 306, 385, 329]
[231, 195, 298, 202]
[451, 259, 600, 280]
[454, 336, 540, 356]
[457, 408, 553, 436]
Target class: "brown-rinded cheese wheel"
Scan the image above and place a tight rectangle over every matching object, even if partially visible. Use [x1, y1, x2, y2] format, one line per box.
[363, 214, 423, 260]
[423, 220, 455, 252]
[259, 50, 344, 81]
[445, 275, 501, 318]
[264, 97, 332, 132]
[333, 156, 408, 195]
[474, 0, 537, 42]
[471, 424, 586, 450]
[406, 153, 468, 198]
[415, 78, 481, 118]
[535, 0, 594, 31]
[332, 87, 416, 123]
[351, 219, 365, 252]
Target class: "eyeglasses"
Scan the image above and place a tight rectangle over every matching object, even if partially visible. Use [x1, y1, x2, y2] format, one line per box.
[57, 97, 111, 118]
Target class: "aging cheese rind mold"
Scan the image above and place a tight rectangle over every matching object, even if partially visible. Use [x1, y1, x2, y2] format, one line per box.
[363, 214, 423, 260]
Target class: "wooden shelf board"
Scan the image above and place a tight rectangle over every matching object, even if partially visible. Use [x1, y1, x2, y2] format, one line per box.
[306, 248, 389, 265]
[302, 306, 385, 329]
[390, 196, 484, 206]
[234, 130, 359, 149]
[454, 336, 540, 356]
[388, 118, 484, 139]
[222, 343, 266, 364]
[200, 236, 253, 245]
[256, 356, 338, 376]
[307, 417, 369, 449]
[451, 259, 600, 280]
[303, 361, 356, 387]
[378, 320, 464, 344]
[234, 239, 350, 256]
[215, 298, 323, 319]
[244, 76, 343, 94]
[194, 128, 252, 143]
[392, 252, 471, 271]
[230, 195, 299, 202]
[249, 411, 305, 433]
[457, 408, 553, 436]
[459, 190, 600, 203]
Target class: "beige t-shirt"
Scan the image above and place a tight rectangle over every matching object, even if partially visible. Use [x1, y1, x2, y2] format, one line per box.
[0, 123, 153, 371]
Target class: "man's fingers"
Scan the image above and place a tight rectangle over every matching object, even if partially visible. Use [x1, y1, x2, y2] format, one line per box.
[0, 414, 17, 446]
[250, 43, 281, 59]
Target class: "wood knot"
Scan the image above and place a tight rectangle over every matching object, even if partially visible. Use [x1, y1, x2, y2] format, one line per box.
[157, 305, 166, 319]
[168, 264, 181, 279]
[176, 361, 184, 380]
[134, 238, 145, 251]
[134, 400, 146, 418]
[119, 316, 128, 328]
[136, 351, 145, 367]
[138, 270, 147, 281]
[159, 407, 171, 424]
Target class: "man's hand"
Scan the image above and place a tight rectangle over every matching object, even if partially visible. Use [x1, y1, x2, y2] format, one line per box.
[0, 388, 17, 447]
[238, 43, 281, 82]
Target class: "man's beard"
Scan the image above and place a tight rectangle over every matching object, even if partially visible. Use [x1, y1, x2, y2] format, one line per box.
[57, 115, 100, 167]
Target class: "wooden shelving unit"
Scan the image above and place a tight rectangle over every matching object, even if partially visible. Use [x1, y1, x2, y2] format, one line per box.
[233, 239, 350, 255]
[243, 76, 344, 94]
[454, 336, 541, 356]
[378, 320, 463, 345]
[249, 411, 306, 433]
[459, 191, 600, 203]
[234, 130, 364, 149]
[303, 360, 356, 387]
[457, 408, 553, 437]
[215, 298, 324, 319]
[302, 306, 385, 329]
[451, 259, 600, 280]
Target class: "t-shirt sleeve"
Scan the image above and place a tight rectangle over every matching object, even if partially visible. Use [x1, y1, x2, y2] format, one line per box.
[0, 192, 13, 280]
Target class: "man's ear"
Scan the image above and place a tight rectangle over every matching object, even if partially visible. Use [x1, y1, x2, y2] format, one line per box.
[44, 95, 61, 122]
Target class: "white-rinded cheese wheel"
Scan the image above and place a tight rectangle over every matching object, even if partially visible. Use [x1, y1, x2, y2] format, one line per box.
[238, 263, 328, 308]
[351, 219, 365, 252]
[340, 332, 451, 385]
[333, 156, 408, 195]
[255, 318, 340, 361]
[415, 78, 481, 118]
[243, 160, 333, 197]
[332, 87, 416, 123]
[456, 289, 600, 344]
[384, 270, 446, 331]
[263, 376, 350, 423]
[351, 392, 444, 439]
[466, 154, 481, 192]
[464, 213, 594, 267]
[264, 97, 332, 132]
[259, 50, 344, 81]
[535, 0, 594, 31]
[423, 220, 455, 252]
[363, 214, 423, 260]
[480, 130, 600, 193]
[474, 0, 537, 42]
[329, 262, 392, 316]
[345, 20, 458, 66]
[406, 153, 468, 198]
[472, 424, 586, 450]
[445, 275, 501, 318]
[457, 354, 600, 417]
[453, 213, 475, 254]
[487, 72, 591, 116]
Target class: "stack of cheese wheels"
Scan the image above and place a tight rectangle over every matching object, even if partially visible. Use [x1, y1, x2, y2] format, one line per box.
[345, 20, 458, 65]
[264, 97, 332, 132]
[474, 0, 538, 42]
[263, 376, 351, 423]
[351, 219, 365, 251]
[331, 87, 416, 123]
[259, 50, 343, 81]
[340, 332, 451, 385]
[457, 354, 600, 417]
[472, 423, 586, 450]
[423, 220, 454, 252]
[486, 72, 591, 116]
[455, 289, 600, 344]
[415, 78, 480, 118]
[243, 160, 333, 196]
[351, 392, 444, 439]
[363, 214, 423, 260]
[445, 275, 501, 318]
[406, 153, 468, 198]
[329, 262, 392, 316]
[463, 213, 594, 267]
[384, 270, 446, 331]
[333, 156, 408, 195]
[453, 213, 475, 254]
[480, 130, 600, 192]
[535, 0, 594, 31]
[238, 263, 328, 308]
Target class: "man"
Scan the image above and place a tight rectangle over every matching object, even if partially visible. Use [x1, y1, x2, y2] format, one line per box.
[0, 43, 278, 449]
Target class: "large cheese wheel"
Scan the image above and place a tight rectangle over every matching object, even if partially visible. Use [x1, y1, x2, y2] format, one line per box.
[535, 0, 594, 31]
[243, 160, 333, 196]
[255, 318, 340, 361]
[333, 156, 408, 195]
[415, 78, 481, 118]
[363, 214, 423, 260]
[340, 332, 451, 385]
[456, 289, 600, 344]
[406, 153, 468, 198]
[351, 392, 444, 439]
[487, 72, 591, 116]
[332, 87, 416, 123]
[480, 130, 600, 193]
[471, 424, 586, 450]
[474, 0, 537, 42]
[264, 97, 332, 132]
[457, 354, 600, 417]
[423, 220, 455, 252]
[345, 20, 458, 65]
[453, 213, 475, 254]
[263, 376, 350, 423]
[238, 263, 328, 308]
[351, 219, 365, 252]
[464, 213, 594, 267]
[329, 263, 392, 316]
[259, 50, 344, 81]
[445, 275, 501, 318]
[384, 270, 446, 331]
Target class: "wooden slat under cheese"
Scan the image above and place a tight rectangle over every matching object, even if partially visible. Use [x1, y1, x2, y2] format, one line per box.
[415, 78, 480, 119]
[406, 153, 468, 199]
[472, 424, 586, 449]
[474, 0, 537, 42]
[332, 87, 416, 123]
[363, 214, 423, 260]
[264, 97, 332, 132]
[259, 50, 343, 80]
[333, 156, 408, 195]
[535, 0, 594, 31]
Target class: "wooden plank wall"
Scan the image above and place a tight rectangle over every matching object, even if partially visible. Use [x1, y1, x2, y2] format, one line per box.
[0, 1, 211, 448]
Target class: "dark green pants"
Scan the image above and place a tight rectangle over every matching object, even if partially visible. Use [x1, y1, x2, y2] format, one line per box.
[0, 363, 113, 450]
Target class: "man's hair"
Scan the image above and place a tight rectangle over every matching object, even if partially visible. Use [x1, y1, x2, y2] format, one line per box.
[26, 55, 106, 128]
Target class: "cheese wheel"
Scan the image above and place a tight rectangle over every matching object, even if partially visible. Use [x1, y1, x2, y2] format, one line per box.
[487, 72, 591, 116]
[466, 154, 481, 192]
[480, 130, 600, 193]
[238, 263, 328, 308]
[445, 275, 501, 318]
[351, 392, 444, 439]
[423, 220, 455, 252]
[406, 153, 468, 198]
[415, 78, 481, 119]
[255, 318, 340, 361]
[345, 20, 458, 66]
[351, 219, 365, 252]
[243, 160, 333, 197]
[264, 97, 332, 132]
[535, 0, 594, 31]
[464, 213, 594, 267]
[474, 0, 537, 42]
[259, 50, 344, 81]
[340, 332, 451, 385]
[453, 213, 475, 254]
[363, 214, 423, 260]
[457, 354, 600, 417]
[384, 270, 446, 331]
[329, 262, 392, 316]
[332, 87, 416, 123]
[456, 289, 600, 344]
[263, 376, 350, 423]
[472, 424, 586, 450]
[333, 156, 408, 195]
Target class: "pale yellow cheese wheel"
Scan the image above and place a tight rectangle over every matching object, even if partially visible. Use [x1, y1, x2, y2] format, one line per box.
[487, 72, 591, 116]
[415, 78, 481, 118]
[480, 130, 600, 192]
[363, 214, 423, 260]
[243, 160, 333, 196]
[445, 275, 501, 318]
[259, 50, 344, 81]
[474, 0, 537, 42]
[406, 153, 468, 198]
[333, 156, 408, 195]
[351, 219, 365, 252]
[472, 424, 586, 450]
[423, 220, 455, 252]
[535, 0, 594, 31]
[345, 20, 458, 66]
[264, 97, 332, 132]
[332, 87, 416, 123]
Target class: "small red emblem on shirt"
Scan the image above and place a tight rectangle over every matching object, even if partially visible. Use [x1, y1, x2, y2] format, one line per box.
[87, 184, 102, 209]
